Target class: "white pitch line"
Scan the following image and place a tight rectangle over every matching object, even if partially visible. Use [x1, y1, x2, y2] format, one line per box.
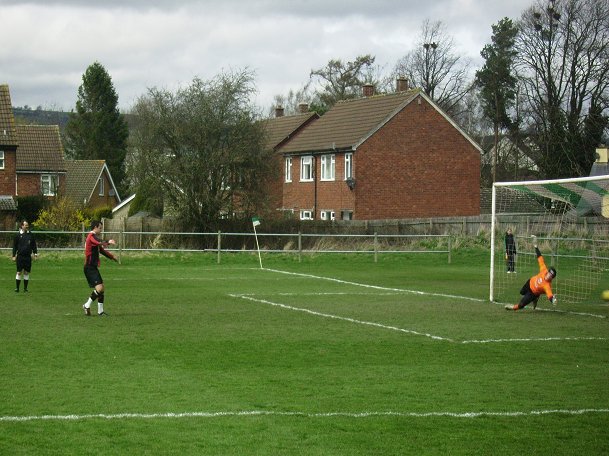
[263, 268, 486, 303]
[230, 294, 453, 342]
[233, 293, 606, 344]
[461, 336, 607, 344]
[2, 408, 608, 422]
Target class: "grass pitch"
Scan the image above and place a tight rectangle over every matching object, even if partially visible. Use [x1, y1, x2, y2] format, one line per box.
[1, 251, 608, 455]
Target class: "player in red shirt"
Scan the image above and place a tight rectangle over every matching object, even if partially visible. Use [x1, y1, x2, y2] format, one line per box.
[82, 220, 118, 316]
[505, 236, 556, 311]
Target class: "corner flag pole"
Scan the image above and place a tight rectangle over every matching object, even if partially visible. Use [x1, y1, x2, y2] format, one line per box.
[252, 217, 263, 269]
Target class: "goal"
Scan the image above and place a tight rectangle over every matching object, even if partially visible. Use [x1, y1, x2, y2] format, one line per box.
[489, 175, 609, 305]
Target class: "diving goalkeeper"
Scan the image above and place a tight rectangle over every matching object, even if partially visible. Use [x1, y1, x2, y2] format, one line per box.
[505, 236, 557, 311]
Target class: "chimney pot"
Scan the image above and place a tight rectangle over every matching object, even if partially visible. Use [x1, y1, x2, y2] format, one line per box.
[298, 103, 309, 114]
[275, 106, 284, 117]
[362, 84, 374, 97]
[396, 77, 409, 92]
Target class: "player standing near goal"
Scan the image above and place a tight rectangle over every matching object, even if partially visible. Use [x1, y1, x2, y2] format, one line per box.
[12, 220, 37, 292]
[505, 228, 517, 273]
[82, 220, 117, 316]
[505, 236, 556, 311]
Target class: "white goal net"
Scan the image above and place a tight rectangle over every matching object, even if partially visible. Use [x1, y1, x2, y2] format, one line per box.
[490, 175, 609, 305]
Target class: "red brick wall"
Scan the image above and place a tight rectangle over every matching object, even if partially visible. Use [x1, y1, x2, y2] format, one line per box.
[17, 173, 66, 198]
[0, 148, 17, 195]
[355, 100, 479, 219]
[282, 154, 355, 219]
[87, 173, 119, 209]
[280, 97, 480, 220]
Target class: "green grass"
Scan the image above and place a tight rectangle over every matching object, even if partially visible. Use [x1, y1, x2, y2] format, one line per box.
[1, 251, 608, 455]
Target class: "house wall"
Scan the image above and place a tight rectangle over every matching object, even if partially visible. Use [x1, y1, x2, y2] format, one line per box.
[355, 99, 479, 219]
[280, 98, 480, 221]
[87, 172, 119, 208]
[17, 173, 66, 198]
[0, 148, 17, 195]
[282, 153, 355, 219]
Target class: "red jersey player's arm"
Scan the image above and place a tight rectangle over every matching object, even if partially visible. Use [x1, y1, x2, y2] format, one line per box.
[99, 245, 116, 261]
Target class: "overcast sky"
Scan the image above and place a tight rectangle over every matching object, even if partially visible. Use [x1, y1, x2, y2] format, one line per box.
[1, 0, 536, 113]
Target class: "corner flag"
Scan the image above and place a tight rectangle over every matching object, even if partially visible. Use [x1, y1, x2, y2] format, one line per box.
[252, 216, 262, 268]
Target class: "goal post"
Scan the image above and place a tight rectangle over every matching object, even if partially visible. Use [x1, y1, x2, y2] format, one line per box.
[490, 175, 609, 305]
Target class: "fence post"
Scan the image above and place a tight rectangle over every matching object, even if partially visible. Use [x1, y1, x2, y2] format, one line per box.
[217, 231, 221, 264]
[298, 231, 302, 263]
[374, 232, 378, 263]
[448, 236, 452, 264]
[81, 222, 85, 246]
[139, 217, 143, 250]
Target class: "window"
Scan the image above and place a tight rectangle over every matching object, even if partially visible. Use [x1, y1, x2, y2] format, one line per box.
[300, 210, 313, 220]
[285, 157, 292, 182]
[320, 154, 335, 181]
[41, 174, 58, 196]
[345, 153, 353, 179]
[341, 210, 353, 221]
[300, 156, 313, 181]
[0, 151, 4, 169]
[320, 210, 335, 221]
[98, 177, 105, 196]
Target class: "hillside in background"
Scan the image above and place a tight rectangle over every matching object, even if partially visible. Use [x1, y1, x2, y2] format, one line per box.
[13, 107, 70, 132]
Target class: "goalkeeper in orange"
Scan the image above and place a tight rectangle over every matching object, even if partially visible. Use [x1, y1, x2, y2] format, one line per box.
[505, 236, 557, 311]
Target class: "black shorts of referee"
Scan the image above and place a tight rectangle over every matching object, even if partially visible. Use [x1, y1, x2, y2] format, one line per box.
[16, 255, 32, 273]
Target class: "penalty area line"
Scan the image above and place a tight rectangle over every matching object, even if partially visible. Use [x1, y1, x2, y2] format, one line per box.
[263, 268, 485, 303]
[2, 408, 609, 422]
[230, 294, 453, 342]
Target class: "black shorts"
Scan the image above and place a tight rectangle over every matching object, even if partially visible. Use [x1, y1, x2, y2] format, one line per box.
[84, 265, 103, 288]
[16, 255, 32, 272]
[519, 280, 539, 306]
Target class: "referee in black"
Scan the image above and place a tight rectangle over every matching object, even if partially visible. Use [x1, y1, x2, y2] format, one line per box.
[12, 220, 38, 292]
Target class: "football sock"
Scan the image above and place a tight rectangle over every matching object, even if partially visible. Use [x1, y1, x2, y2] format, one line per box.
[90, 290, 99, 301]
[15, 279, 20, 291]
[24, 275, 29, 290]
[84, 298, 93, 309]
[97, 293, 104, 314]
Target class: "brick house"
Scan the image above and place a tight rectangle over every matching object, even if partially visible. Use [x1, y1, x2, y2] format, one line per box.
[64, 159, 121, 209]
[277, 84, 481, 221]
[16, 124, 66, 198]
[259, 105, 318, 217]
[0, 85, 19, 227]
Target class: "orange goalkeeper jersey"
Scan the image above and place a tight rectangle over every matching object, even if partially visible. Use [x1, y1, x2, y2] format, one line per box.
[529, 255, 554, 299]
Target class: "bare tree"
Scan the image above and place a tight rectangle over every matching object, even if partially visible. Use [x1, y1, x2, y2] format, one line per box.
[393, 20, 471, 116]
[128, 70, 274, 231]
[516, 0, 609, 177]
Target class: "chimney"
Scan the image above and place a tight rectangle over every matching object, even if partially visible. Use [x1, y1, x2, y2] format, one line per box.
[396, 77, 409, 92]
[275, 106, 284, 117]
[596, 147, 608, 163]
[298, 103, 309, 114]
[362, 84, 374, 97]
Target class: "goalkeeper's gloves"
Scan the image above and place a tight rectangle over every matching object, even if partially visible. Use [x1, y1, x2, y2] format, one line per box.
[531, 235, 537, 248]
[551, 295, 557, 306]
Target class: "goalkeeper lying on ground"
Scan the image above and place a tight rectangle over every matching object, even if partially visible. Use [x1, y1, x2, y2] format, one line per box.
[505, 236, 557, 311]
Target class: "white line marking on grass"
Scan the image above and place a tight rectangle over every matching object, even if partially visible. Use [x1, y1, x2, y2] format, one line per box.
[263, 268, 485, 303]
[461, 336, 607, 344]
[493, 301, 606, 319]
[229, 294, 453, 342]
[2, 408, 608, 422]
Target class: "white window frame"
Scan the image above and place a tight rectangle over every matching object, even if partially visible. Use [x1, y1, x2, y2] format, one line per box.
[345, 153, 353, 179]
[285, 157, 292, 183]
[300, 210, 313, 220]
[41, 174, 58, 196]
[300, 156, 313, 181]
[0, 151, 4, 170]
[320, 154, 335, 181]
[320, 210, 335, 221]
[98, 177, 105, 196]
